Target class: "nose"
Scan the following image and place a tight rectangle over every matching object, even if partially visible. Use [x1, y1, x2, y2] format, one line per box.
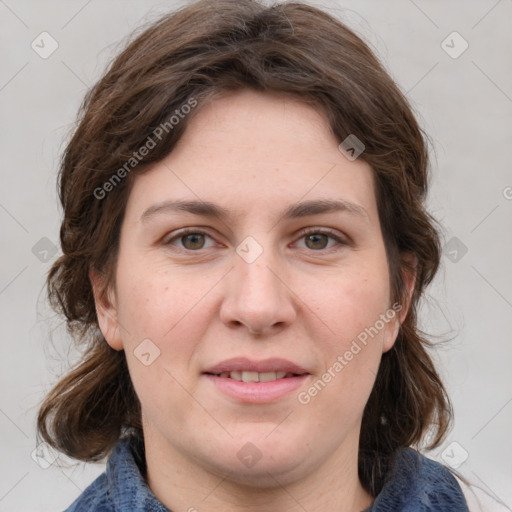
[219, 250, 297, 336]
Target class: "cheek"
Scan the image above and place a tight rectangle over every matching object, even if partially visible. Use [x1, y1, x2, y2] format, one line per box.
[297, 277, 391, 431]
[115, 260, 213, 344]
[114, 261, 225, 397]
[114, 265, 214, 418]
[296, 253, 394, 398]
[298, 259, 392, 348]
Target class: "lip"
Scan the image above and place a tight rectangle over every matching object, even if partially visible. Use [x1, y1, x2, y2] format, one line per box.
[203, 357, 310, 375]
[202, 357, 311, 404]
[204, 374, 310, 404]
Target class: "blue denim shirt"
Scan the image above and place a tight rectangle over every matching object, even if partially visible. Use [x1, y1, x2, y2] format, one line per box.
[64, 435, 468, 511]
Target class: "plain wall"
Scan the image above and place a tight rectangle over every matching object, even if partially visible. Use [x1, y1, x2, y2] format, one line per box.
[1, 1, 511, 510]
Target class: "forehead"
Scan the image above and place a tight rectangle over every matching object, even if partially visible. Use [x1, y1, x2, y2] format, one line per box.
[124, 89, 378, 224]
[173, 89, 340, 164]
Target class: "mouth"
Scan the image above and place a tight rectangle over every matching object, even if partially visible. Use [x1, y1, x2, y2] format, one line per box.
[202, 357, 310, 380]
[204, 370, 305, 382]
[202, 358, 311, 403]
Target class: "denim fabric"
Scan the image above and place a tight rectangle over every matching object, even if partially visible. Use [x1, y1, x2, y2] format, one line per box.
[64, 436, 168, 512]
[364, 448, 469, 512]
[64, 435, 468, 512]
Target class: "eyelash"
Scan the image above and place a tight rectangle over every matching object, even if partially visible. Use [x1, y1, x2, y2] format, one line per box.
[163, 227, 349, 253]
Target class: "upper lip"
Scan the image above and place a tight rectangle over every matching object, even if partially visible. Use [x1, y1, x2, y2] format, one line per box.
[203, 357, 310, 375]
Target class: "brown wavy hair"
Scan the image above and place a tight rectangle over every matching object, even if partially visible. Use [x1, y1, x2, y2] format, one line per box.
[38, 0, 451, 496]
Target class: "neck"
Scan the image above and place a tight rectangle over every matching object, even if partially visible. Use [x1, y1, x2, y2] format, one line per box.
[143, 425, 374, 512]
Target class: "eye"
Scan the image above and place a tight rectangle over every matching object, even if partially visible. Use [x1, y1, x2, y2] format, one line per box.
[294, 228, 347, 251]
[163, 227, 347, 253]
[164, 229, 217, 251]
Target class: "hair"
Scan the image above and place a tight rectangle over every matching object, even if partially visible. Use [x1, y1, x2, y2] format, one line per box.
[38, 0, 451, 496]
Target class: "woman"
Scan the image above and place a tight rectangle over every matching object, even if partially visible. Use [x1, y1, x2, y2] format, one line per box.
[38, 0, 469, 510]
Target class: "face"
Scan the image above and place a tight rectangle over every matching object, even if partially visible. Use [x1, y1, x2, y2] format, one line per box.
[93, 89, 411, 487]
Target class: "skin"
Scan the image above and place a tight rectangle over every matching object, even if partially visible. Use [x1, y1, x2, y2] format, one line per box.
[92, 89, 415, 512]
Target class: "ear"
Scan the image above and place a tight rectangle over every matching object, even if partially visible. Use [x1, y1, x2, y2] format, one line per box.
[398, 252, 417, 324]
[89, 269, 124, 351]
[382, 252, 417, 352]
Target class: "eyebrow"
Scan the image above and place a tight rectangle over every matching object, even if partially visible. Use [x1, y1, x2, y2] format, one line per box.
[140, 198, 369, 223]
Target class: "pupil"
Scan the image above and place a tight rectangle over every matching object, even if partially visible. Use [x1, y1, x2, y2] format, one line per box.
[305, 233, 328, 250]
[183, 233, 204, 250]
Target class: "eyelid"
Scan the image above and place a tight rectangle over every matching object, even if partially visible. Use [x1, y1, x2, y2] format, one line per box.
[296, 226, 348, 242]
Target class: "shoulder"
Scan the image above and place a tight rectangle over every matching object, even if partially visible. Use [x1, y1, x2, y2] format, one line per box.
[370, 448, 469, 511]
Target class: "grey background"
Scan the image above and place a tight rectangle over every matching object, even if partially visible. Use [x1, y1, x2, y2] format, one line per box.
[1, 1, 511, 510]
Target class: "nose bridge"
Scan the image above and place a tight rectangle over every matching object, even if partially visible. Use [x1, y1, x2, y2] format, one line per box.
[239, 257, 279, 302]
[238, 241, 283, 306]
[220, 241, 296, 334]
[235, 233, 280, 293]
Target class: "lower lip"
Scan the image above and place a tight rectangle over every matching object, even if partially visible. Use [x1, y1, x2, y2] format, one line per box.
[204, 374, 310, 404]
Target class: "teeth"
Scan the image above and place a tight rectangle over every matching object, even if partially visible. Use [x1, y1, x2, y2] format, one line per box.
[242, 371, 259, 382]
[220, 370, 291, 382]
[259, 371, 278, 382]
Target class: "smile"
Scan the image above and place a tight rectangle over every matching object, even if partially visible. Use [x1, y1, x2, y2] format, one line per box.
[207, 370, 300, 382]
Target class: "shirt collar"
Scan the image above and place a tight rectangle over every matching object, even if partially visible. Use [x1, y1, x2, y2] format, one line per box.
[107, 434, 170, 511]
[365, 447, 469, 511]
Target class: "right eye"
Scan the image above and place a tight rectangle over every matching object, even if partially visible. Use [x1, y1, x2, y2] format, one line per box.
[164, 229, 217, 251]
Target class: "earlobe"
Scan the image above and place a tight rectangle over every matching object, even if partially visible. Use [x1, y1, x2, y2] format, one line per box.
[89, 269, 124, 351]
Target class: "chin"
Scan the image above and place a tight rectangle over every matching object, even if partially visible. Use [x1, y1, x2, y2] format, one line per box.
[211, 455, 310, 489]
[202, 435, 313, 486]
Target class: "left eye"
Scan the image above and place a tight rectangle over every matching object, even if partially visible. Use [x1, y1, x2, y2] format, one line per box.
[295, 231, 344, 251]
